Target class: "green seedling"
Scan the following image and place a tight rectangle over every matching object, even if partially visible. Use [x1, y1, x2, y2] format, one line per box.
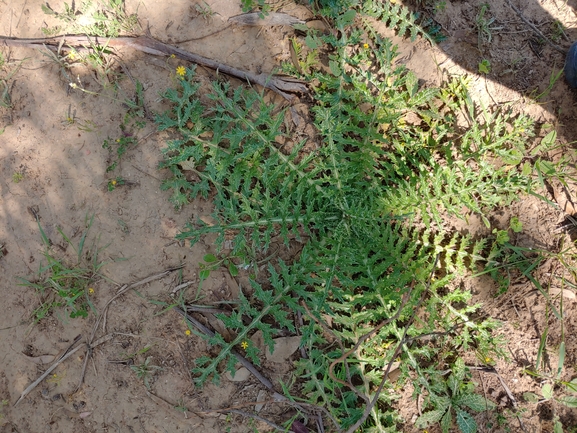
[523, 376, 577, 432]
[199, 254, 239, 281]
[103, 135, 138, 173]
[194, 1, 216, 22]
[130, 356, 162, 390]
[107, 176, 126, 191]
[416, 359, 496, 433]
[18, 214, 109, 321]
[475, 3, 502, 48]
[240, 0, 270, 17]
[478, 59, 491, 74]
[529, 68, 564, 101]
[0, 58, 27, 110]
[11, 172, 24, 183]
[0, 79, 11, 109]
[287, 37, 320, 76]
[551, 20, 566, 43]
[524, 379, 577, 408]
[41, 0, 139, 38]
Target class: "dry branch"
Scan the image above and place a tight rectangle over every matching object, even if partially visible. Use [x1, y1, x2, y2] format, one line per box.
[0, 34, 307, 100]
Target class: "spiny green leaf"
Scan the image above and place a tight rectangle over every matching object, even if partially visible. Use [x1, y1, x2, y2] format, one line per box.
[454, 393, 496, 412]
[440, 407, 452, 433]
[558, 395, 577, 408]
[455, 407, 477, 433]
[542, 383, 553, 400]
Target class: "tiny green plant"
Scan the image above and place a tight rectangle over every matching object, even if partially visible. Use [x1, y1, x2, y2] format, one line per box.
[0, 79, 11, 109]
[103, 134, 138, 173]
[107, 176, 126, 191]
[12, 171, 24, 183]
[475, 3, 502, 48]
[130, 356, 162, 390]
[523, 379, 577, 432]
[101, 80, 146, 179]
[551, 20, 566, 43]
[199, 253, 239, 282]
[194, 1, 216, 22]
[41, 0, 139, 37]
[530, 68, 564, 101]
[240, 0, 270, 17]
[18, 214, 108, 321]
[524, 379, 577, 408]
[416, 358, 496, 433]
[478, 58, 491, 74]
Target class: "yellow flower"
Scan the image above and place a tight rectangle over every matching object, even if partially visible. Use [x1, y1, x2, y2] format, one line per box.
[176, 66, 186, 77]
[241, 341, 249, 350]
[170, 54, 176, 59]
[111, 180, 117, 186]
[88, 287, 94, 294]
[185, 329, 191, 336]
[68, 51, 76, 60]
[363, 43, 369, 49]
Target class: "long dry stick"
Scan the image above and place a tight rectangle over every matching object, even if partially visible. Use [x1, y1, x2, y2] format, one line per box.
[173, 306, 341, 431]
[14, 333, 113, 406]
[0, 34, 307, 100]
[172, 306, 284, 400]
[504, 0, 566, 54]
[14, 334, 83, 406]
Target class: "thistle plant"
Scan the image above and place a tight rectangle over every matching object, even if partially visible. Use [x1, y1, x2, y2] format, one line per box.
[154, 6, 551, 430]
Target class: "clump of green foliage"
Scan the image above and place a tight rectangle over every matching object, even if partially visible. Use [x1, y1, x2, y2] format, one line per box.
[154, 3, 556, 432]
[41, 0, 139, 37]
[416, 358, 496, 433]
[18, 215, 108, 321]
[102, 79, 146, 185]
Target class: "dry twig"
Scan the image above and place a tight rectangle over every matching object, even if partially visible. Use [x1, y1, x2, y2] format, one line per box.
[0, 35, 308, 100]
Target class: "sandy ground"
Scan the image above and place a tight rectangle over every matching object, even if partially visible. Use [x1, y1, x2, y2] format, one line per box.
[1, 0, 577, 432]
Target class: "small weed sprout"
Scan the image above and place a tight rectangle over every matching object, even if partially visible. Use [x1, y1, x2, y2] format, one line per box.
[102, 79, 147, 183]
[241, 0, 270, 17]
[194, 1, 216, 22]
[478, 58, 491, 74]
[551, 20, 566, 43]
[107, 176, 126, 191]
[475, 3, 502, 48]
[130, 357, 162, 390]
[416, 358, 496, 433]
[12, 171, 24, 183]
[41, 0, 139, 37]
[18, 214, 109, 321]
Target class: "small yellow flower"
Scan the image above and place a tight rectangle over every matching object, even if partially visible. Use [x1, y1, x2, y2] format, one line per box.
[185, 329, 191, 336]
[88, 287, 94, 294]
[170, 54, 176, 59]
[363, 43, 369, 49]
[68, 51, 76, 60]
[176, 66, 186, 77]
[115, 139, 121, 143]
[241, 341, 249, 350]
[111, 180, 117, 186]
